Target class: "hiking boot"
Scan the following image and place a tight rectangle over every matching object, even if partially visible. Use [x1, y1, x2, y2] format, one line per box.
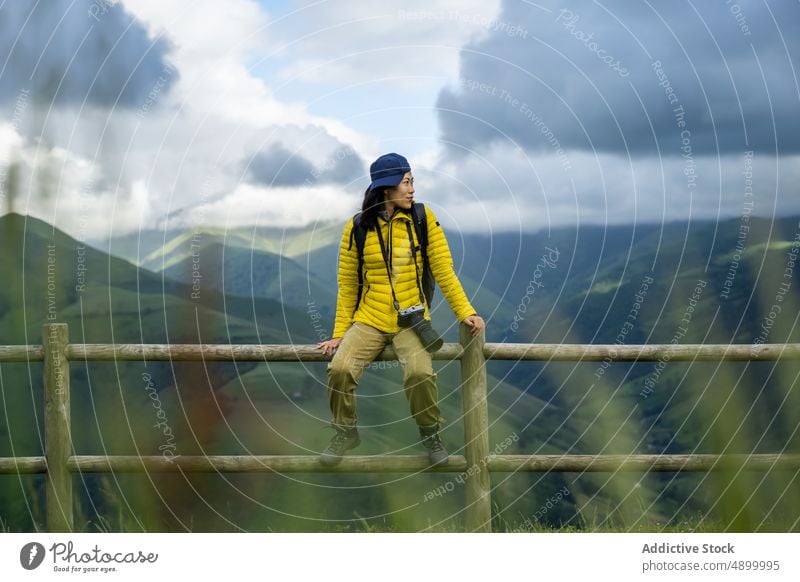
[319, 425, 360, 466]
[419, 423, 449, 466]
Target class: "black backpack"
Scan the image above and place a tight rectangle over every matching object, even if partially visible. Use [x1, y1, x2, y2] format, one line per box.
[347, 203, 435, 312]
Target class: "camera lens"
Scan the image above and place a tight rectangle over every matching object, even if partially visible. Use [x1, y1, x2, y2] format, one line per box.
[412, 317, 444, 353]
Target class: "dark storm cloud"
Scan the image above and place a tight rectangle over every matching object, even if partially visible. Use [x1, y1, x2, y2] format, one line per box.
[314, 144, 366, 185]
[248, 143, 317, 187]
[248, 141, 365, 187]
[0, 0, 176, 109]
[436, 0, 800, 157]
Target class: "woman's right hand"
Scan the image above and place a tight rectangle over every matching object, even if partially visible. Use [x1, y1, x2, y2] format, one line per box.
[317, 337, 342, 356]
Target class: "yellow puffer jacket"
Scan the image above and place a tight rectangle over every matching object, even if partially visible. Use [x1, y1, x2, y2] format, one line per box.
[332, 203, 476, 337]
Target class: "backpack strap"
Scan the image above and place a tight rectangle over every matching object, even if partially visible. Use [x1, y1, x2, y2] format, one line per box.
[410, 202, 428, 253]
[410, 203, 435, 307]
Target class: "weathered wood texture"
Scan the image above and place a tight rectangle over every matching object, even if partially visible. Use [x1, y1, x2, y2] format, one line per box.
[43, 323, 73, 532]
[69, 455, 469, 473]
[66, 343, 464, 362]
[483, 343, 800, 361]
[62, 342, 800, 362]
[460, 324, 492, 533]
[486, 454, 800, 472]
[0, 345, 44, 362]
[0, 457, 47, 474]
[56, 454, 800, 474]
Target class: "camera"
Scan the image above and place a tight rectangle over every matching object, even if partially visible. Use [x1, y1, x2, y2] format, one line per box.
[397, 304, 444, 353]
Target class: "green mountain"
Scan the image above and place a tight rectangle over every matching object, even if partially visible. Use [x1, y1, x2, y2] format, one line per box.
[106, 220, 344, 272]
[160, 241, 336, 314]
[100, 217, 516, 334]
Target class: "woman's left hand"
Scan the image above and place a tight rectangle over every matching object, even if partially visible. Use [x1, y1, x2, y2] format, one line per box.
[463, 314, 485, 336]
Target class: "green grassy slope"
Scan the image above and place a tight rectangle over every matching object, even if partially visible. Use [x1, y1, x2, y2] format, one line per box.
[160, 241, 337, 313]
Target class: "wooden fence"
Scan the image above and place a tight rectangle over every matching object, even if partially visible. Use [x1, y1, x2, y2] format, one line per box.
[1, 323, 799, 532]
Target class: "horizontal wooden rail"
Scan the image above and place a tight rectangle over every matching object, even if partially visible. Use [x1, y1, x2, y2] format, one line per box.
[0, 457, 47, 473]
[7, 342, 797, 364]
[67, 455, 468, 473]
[65, 343, 464, 362]
[0, 345, 45, 362]
[485, 453, 800, 472]
[54, 342, 800, 362]
[484, 343, 800, 361]
[12, 454, 783, 473]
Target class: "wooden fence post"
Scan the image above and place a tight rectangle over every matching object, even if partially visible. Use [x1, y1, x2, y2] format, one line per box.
[459, 322, 491, 532]
[43, 323, 73, 532]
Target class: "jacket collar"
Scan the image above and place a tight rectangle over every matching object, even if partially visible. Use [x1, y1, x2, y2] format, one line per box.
[377, 206, 412, 223]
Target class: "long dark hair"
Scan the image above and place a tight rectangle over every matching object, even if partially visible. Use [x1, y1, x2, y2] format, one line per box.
[357, 185, 387, 230]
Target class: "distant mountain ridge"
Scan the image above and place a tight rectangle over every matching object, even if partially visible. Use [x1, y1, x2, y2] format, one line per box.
[98, 213, 800, 343]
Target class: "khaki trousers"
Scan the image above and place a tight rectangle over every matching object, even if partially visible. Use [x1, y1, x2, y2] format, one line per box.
[327, 322, 444, 428]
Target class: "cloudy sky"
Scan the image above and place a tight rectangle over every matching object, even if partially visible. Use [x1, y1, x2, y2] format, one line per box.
[0, 0, 798, 241]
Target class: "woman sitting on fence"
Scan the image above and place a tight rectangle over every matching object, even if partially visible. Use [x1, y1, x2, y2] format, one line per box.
[316, 152, 485, 466]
